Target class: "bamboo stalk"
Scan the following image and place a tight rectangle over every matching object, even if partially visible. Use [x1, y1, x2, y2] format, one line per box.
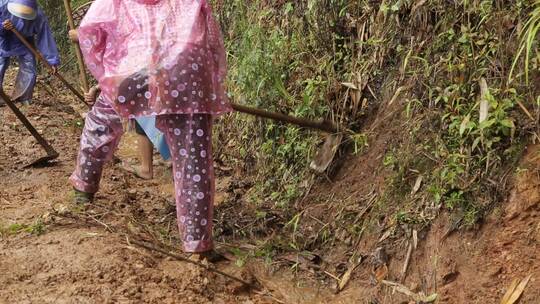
[63, 0, 90, 92]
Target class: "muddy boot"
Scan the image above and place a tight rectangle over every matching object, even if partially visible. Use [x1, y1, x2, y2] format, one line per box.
[73, 189, 95, 204]
[191, 250, 226, 263]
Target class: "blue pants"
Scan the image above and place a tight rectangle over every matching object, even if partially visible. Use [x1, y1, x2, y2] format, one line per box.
[134, 116, 171, 161]
[0, 53, 37, 102]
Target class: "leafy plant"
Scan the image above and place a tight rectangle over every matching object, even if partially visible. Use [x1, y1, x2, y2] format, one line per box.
[510, 0, 540, 84]
[0, 220, 45, 236]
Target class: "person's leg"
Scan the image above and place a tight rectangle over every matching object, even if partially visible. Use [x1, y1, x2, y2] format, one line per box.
[128, 121, 154, 179]
[157, 114, 215, 253]
[14, 53, 37, 105]
[70, 96, 124, 199]
[0, 57, 10, 106]
[137, 134, 154, 178]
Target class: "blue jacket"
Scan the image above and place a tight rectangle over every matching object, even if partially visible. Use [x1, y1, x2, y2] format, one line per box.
[0, 0, 60, 66]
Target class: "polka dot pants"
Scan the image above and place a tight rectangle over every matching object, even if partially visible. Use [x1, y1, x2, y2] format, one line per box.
[157, 114, 214, 253]
[70, 97, 215, 253]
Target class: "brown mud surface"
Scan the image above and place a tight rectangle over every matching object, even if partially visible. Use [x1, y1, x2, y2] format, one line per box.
[0, 76, 273, 303]
[1, 75, 539, 303]
[276, 140, 540, 304]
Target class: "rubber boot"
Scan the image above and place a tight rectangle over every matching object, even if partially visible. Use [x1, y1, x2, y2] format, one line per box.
[73, 188, 95, 204]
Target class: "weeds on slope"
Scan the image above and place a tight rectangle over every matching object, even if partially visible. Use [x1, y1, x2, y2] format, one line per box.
[211, 0, 539, 266]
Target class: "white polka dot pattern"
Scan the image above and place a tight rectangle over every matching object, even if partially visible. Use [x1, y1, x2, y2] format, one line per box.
[70, 97, 216, 253]
[77, 0, 230, 120]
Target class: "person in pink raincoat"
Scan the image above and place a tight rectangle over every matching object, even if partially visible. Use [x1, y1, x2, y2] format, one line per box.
[70, 0, 231, 258]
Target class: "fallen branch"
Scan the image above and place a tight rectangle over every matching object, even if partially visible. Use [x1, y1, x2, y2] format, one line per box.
[400, 242, 413, 282]
[1, 197, 11, 205]
[516, 100, 535, 122]
[382, 280, 437, 302]
[88, 215, 114, 233]
[253, 290, 286, 304]
[337, 257, 363, 292]
[129, 239, 257, 289]
[52, 210, 257, 290]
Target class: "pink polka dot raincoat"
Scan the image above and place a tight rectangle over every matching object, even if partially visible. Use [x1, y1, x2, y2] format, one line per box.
[78, 0, 231, 118]
[71, 0, 230, 253]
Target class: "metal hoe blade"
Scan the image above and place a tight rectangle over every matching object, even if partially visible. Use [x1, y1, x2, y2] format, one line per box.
[310, 133, 343, 173]
[23, 153, 60, 168]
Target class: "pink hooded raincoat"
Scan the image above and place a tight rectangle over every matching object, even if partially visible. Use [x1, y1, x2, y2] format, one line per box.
[71, 0, 230, 253]
[78, 0, 230, 118]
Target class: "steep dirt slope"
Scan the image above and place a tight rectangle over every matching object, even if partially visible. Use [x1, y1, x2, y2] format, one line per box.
[247, 144, 539, 304]
[426, 145, 540, 303]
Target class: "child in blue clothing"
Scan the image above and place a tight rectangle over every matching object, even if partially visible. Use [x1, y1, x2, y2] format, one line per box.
[0, 0, 59, 106]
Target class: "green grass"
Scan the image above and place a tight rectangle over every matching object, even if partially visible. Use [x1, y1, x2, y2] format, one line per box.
[510, 0, 540, 84]
[0, 220, 46, 236]
[215, 0, 343, 207]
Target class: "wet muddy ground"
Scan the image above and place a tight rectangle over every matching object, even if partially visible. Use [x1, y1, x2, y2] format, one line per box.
[0, 77, 275, 303]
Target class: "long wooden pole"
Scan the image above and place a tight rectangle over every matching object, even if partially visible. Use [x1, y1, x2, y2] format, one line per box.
[231, 103, 338, 133]
[63, 0, 90, 93]
[0, 90, 59, 159]
[9, 28, 90, 108]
